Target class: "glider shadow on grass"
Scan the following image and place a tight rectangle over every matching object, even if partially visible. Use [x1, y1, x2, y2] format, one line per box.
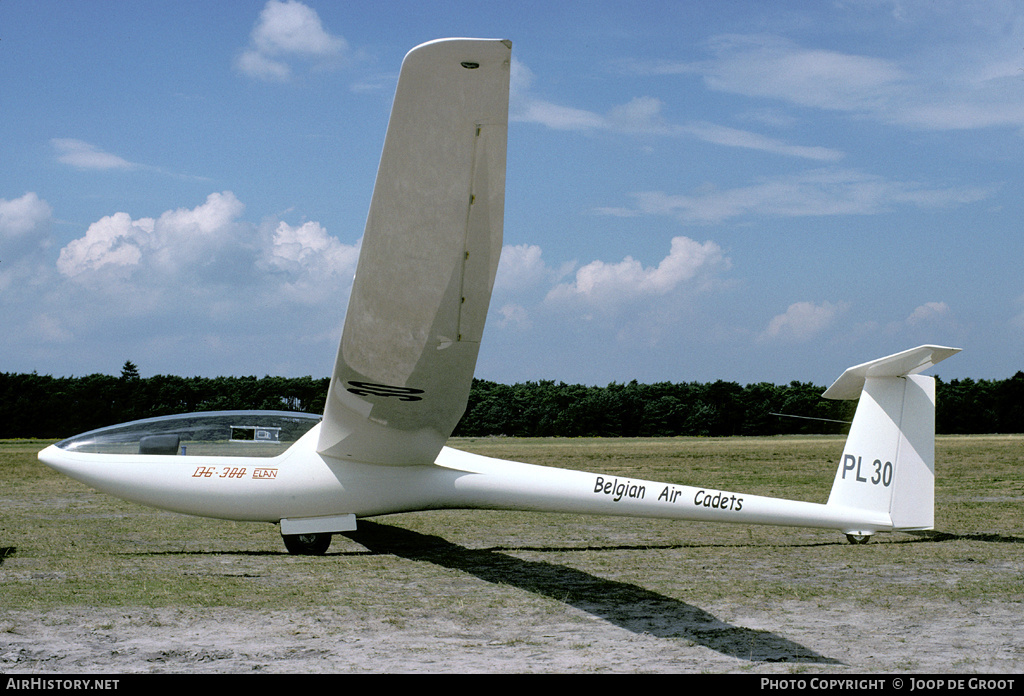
[345, 521, 840, 664]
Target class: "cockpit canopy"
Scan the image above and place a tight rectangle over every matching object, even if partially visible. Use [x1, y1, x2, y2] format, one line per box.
[56, 411, 322, 458]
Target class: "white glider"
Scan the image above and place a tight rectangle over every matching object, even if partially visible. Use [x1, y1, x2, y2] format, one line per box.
[38, 39, 959, 554]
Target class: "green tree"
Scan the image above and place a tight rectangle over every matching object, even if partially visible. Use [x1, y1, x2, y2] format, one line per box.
[120, 361, 140, 381]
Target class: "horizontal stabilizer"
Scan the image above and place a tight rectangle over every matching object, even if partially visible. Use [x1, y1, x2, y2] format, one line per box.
[822, 345, 961, 401]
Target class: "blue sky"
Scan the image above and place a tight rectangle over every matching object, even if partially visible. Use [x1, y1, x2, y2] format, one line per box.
[2, 0, 1022, 388]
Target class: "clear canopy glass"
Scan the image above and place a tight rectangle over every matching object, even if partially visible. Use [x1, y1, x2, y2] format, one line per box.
[56, 411, 322, 458]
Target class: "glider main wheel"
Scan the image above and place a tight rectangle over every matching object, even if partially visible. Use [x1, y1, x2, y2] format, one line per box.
[283, 532, 332, 555]
[845, 533, 872, 545]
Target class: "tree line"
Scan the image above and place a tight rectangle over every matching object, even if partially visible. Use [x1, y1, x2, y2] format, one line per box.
[1, 361, 1021, 439]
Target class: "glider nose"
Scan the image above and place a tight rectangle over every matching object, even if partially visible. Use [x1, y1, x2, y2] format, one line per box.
[38, 443, 69, 472]
[37, 443, 97, 483]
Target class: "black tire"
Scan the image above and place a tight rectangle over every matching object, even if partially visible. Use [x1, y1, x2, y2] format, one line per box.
[845, 533, 871, 545]
[283, 532, 332, 555]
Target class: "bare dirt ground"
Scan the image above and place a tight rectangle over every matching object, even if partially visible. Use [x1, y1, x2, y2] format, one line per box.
[3, 600, 1023, 674]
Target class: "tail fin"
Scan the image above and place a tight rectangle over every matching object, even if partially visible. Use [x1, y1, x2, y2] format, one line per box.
[823, 345, 960, 533]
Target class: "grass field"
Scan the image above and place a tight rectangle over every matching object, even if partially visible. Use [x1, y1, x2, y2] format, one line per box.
[1, 435, 1021, 673]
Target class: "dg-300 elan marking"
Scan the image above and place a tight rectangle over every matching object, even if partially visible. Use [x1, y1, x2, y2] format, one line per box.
[38, 39, 959, 555]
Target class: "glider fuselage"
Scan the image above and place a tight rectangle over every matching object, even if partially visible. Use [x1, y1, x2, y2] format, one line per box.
[39, 418, 889, 535]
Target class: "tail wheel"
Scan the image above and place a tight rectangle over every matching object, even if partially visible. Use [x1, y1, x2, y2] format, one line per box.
[845, 533, 872, 545]
[283, 532, 332, 555]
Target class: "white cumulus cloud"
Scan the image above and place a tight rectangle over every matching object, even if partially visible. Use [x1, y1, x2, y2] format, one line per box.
[54, 191, 359, 318]
[57, 191, 247, 279]
[494, 243, 557, 292]
[260, 220, 360, 303]
[57, 211, 147, 277]
[235, 0, 348, 81]
[0, 192, 55, 294]
[759, 300, 847, 343]
[495, 302, 531, 330]
[905, 301, 950, 326]
[37, 192, 359, 374]
[0, 192, 52, 242]
[546, 236, 729, 308]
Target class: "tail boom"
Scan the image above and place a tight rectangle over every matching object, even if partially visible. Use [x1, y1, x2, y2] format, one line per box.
[431, 448, 894, 533]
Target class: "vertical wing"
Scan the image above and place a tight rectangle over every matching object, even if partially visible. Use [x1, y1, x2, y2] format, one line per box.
[318, 38, 511, 465]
